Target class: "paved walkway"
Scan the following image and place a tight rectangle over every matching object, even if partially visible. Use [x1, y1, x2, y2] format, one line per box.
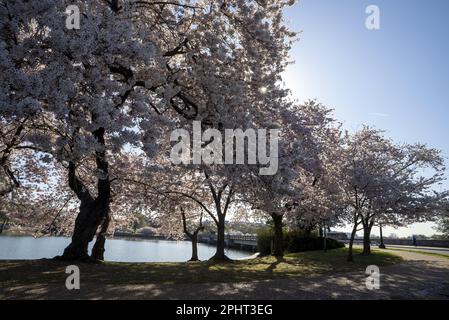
[383, 245, 449, 256]
[2, 250, 448, 300]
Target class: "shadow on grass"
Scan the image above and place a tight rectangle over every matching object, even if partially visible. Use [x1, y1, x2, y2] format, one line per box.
[0, 248, 409, 299]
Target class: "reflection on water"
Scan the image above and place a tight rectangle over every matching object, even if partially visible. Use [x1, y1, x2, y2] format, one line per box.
[0, 236, 250, 262]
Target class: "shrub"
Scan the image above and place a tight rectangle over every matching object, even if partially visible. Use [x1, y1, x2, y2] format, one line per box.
[257, 228, 345, 255]
[256, 228, 274, 255]
[287, 231, 345, 253]
[256, 227, 289, 255]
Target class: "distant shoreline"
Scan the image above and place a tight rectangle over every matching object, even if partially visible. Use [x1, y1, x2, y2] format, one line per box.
[0, 230, 174, 241]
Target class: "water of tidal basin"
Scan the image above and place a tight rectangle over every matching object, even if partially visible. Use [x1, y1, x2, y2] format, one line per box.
[0, 236, 250, 262]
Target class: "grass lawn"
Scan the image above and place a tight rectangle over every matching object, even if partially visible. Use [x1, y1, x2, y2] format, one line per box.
[0, 248, 402, 287]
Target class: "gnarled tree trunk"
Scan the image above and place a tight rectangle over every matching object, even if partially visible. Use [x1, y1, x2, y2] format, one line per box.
[60, 199, 108, 261]
[56, 127, 111, 262]
[91, 212, 110, 261]
[0, 120, 25, 197]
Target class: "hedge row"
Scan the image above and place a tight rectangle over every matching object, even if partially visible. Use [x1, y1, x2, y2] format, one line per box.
[256, 228, 345, 255]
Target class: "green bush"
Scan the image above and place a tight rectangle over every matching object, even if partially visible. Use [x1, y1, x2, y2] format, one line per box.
[287, 234, 344, 253]
[257, 228, 344, 255]
[256, 228, 274, 255]
[256, 227, 289, 255]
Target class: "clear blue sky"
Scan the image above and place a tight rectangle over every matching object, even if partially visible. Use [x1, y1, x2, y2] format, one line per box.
[283, 0, 449, 237]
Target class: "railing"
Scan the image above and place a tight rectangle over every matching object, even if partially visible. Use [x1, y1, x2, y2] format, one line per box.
[340, 238, 449, 248]
[198, 234, 257, 242]
[228, 234, 257, 242]
[378, 239, 449, 248]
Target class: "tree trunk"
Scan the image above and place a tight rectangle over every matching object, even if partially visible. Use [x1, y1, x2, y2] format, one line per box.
[323, 223, 327, 252]
[304, 227, 312, 237]
[58, 197, 108, 261]
[180, 208, 204, 262]
[56, 127, 110, 262]
[211, 216, 229, 261]
[271, 213, 284, 258]
[0, 218, 7, 235]
[347, 222, 358, 262]
[91, 212, 110, 261]
[362, 220, 374, 255]
[0, 121, 25, 197]
[362, 228, 371, 254]
[379, 224, 386, 249]
[190, 236, 199, 261]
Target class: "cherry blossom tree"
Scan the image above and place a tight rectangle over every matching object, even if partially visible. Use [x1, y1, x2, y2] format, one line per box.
[437, 208, 449, 238]
[339, 127, 447, 261]
[2, 0, 161, 260]
[283, 102, 345, 236]
[180, 206, 205, 261]
[240, 100, 342, 257]
[120, 0, 297, 261]
[166, 167, 240, 261]
[125, 167, 210, 261]
[1, 0, 298, 261]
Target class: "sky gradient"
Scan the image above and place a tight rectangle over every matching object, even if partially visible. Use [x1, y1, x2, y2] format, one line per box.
[283, 0, 449, 237]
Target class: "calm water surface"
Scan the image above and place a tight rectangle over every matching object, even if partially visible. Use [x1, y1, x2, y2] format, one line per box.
[0, 236, 250, 262]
